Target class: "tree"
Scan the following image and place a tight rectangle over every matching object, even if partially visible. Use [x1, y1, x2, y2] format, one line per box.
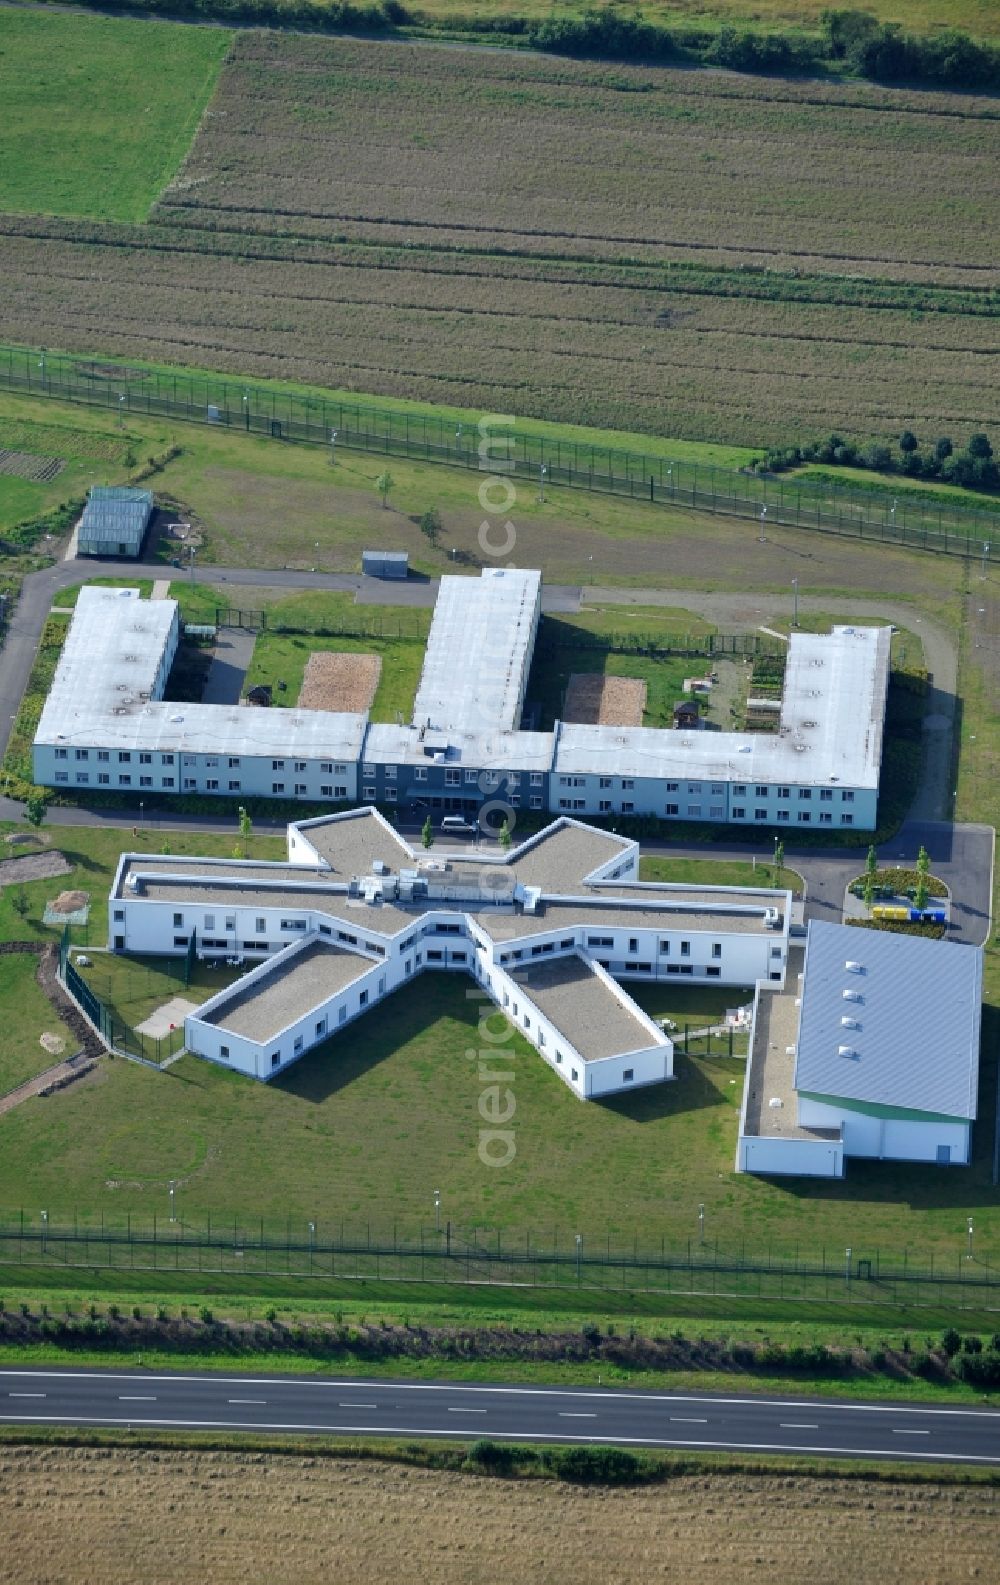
[968, 433, 993, 461]
[238, 804, 252, 859]
[10, 886, 28, 920]
[421, 815, 433, 850]
[865, 843, 878, 878]
[24, 795, 46, 830]
[899, 429, 918, 455]
[863, 875, 875, 914]
[916, 844, 930, 878]
[772, 839, 784, 885]
[934, 436, 953, 462]
[375, 471, 395, 509]
[914, 875, 929, 913]
[498, 818, 512, 850]
[420, 507, 442, 546]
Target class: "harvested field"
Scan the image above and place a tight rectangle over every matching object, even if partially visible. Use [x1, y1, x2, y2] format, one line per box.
[298, 650, 381, 713]
[1, 1446, 998, 1585]
[0, 31, 997, 444]
[564, 672, 647, 726]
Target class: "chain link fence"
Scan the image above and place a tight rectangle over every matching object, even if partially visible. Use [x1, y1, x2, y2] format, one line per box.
[5, 344, 999, 563]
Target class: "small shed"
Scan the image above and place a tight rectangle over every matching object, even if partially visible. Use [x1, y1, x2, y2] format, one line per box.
[673, 698, 700, 729]
[78, 486, 154, 558]
[363, 549, 408, 580]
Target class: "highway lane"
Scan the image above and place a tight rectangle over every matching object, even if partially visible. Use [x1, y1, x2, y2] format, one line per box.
[1, 1369, 999, 1465]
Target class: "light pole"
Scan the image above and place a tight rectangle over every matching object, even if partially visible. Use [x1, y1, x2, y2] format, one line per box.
[38, 350, 46, 388]
[982, 542, 990, 579]
[666, 464, 672, 496]
[538, 463, 547, 503]
[889, 497, 897, 533]
[845, 1245, 852, 1287]
[698, 1203, 705, 1245]
[455, 424, 463, 451]
[434, 1189, 441, 1232]
[139, 799, 144, 831]
[169, 1181, 176, 1223]
[118, 393, 126, 430]
[243, 392, 250, 431]
[188, 544, 196, 581]
[308, 1220, 316, 1270]
[792, 577, 799, 627]
[758, 505, 767, 543]
[329, 428, 338, 466]
[967, 1217, 974, 1260]
[575, 1233, 582, 1283]
[41, 1209, 48, 1255]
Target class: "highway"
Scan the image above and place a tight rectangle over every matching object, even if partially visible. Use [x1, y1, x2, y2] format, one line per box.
[1, 1368, 999, 1465]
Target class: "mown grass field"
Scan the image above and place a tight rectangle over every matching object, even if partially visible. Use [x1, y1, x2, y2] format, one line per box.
[0, 11, 230, 221]
[0, 954, 75, 1095]
[0, 27, 996, 446]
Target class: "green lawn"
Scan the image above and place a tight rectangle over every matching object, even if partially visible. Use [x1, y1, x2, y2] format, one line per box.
[0, 823, 287, 948]
[0, 954, 75, 1095]
[639, 857, 804, 895]
[0, 972, 996, 1268]
[72, 951, 248, 1032]
[0, 12, 230, 221]
[245, 631, 427, 722]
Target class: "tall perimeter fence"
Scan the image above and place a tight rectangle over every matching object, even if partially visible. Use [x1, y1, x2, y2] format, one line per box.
[5, 345, 1000, 565]
[3, 1210, 998, 1313]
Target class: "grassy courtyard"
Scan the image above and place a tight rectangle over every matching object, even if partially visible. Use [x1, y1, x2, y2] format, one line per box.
[244, 631, 426, 724]
[0, 972, 995, 1267]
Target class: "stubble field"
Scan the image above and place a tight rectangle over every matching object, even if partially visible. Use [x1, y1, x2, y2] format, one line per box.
[0, 30, 997, 445]
[1, 1445, 998, 1585]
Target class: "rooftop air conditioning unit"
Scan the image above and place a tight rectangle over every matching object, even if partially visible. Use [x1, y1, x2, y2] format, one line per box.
[842, 988, 862, 1002]
[841, 1015, 859, 1029]
[372, 860, 388, 875]
[768, 1097, 783, 1109]
[838, 1044, 856, 1058]
[763, 907, 780, 927]
[845, 960, 863, 973]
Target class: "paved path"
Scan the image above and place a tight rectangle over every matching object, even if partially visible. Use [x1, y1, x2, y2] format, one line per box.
[201, 627, 257, 706]
[1, 1367, 998, 1465]
[0, 1050, 93, 1116]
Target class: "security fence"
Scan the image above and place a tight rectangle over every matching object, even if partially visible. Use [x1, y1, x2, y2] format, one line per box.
[2, 1208, 997, 1312]
[4, 344, 999, 564]
[58, 929, 186, 1067]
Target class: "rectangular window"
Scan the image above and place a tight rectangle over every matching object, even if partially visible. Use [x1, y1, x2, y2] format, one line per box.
[271, 1052, 281, 1069]
[362, 786, 375, 800]
[680, 941, 690, 957]
[841, 790, 855, 803]
[228, 781, 240, 792]
[843, 813, 853, 826]
[598, 799, 612, 813]
[338, 1006, 347, 1025]
[712, 942, 722, 958]
[665, 803, 679, 816]
[220, 1045, 230, 1059]
[687, 782, 702, 794]
[75, 772, 89, 785]
[621, 801, 633, 813]
[778, 787, 790, 800]
[75, 748, 89, 761]
[293, 1035, 304, 1055]
[54, 771, 69, 783]
[621, 779, 634, 790]
[296, 783, 308, 796]
[530, 796, 542, 809]
[162, 776, 174, 787]
[359, 990, 369, 1007]
[414, 767, 427, 781]
[706, 966, 721, 978]
[798, 788, 812, 801]
[386, 765, 397, 780]
[139, 752, 152, 765]
[256, 917, 266, 933]
[754, 809, 767, 821]
[820, 812, 832, 824]
[445, 770, 460, 786]
[777, 810, 789, 822]
[207, 779, 219, 791]
[183, 778, 197, 790]
[530, 773, 543, 787]
[710, 805, 724, 819]
[272, 759, 285, 771]
[161, 753, 174, 766]
[687, 805, 701, 818]
[820, 788, 833, 801]
[732, 806, 745, 820]
[800, 812, 811, 824]
[734, 784, 747, 797]
[140, 776, 153, 788]
[319, 761, 332, 774]
[98, 773, 110, 785]
[571, 1068, 579, 1082]
[623, 1068, 634, 1083]
[119, 774, 131, 787]
[173, 935, 189, 948]
[272, 782, 284, 794]
[228, 757, 240, 768]
[118, 751, 131, 764]
[755, 785, 767, 798]
[98, 751, 110, 763]
[599, 777, 612, 789]
[204, 914, 216, 931]
[659, 940, 670, 955]
[710, 784, 724, 795]
[315, 1019, 327, 1038]
[385, 787, 397, 802]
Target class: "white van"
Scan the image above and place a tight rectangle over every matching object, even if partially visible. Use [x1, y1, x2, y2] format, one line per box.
[441, 815, 476, 834]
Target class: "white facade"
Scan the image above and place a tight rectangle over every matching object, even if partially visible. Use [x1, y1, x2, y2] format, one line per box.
[33, 580, 890, 832]
[104, 811, 789, 1095]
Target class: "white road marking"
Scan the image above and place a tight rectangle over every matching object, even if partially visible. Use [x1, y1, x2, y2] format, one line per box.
[8, 1393, 46, 1399]
[893, 1429, 931, 1436]
[559, 1412, 597, 1419]
[118, 1396, 157, 1402]
[229, 1398, 267, 1405]
[448, 1407, 487, 1415]
[780, 1423, 819, 1430]
[1, 1371, 997, 1420]
[338, 1402, 378, 1409]
[670, 1416, 708, 1423]
[0, 1415, 994, 1464]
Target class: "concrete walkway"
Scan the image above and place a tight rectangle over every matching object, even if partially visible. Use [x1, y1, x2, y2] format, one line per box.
[201, 627, 257, 706]
[0, 1049, 94, 1116]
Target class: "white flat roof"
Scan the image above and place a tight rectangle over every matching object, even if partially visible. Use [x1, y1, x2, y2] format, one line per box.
[554, 626, 890, 790]
[363, 721, 553, 771]
[36, 586, 367, 759]
[412, 568, 540, 735]
[39, 586, 176, 726]
[794, 921, 982, 1119]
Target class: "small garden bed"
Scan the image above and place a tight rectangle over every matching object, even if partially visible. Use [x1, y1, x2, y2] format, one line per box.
[848, 867, 948, 901]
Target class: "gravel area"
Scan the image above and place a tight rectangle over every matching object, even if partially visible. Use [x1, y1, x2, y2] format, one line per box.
[0, 850, 71, 889]
[563, 672, 646, 726]
[299, 651, 381, 712]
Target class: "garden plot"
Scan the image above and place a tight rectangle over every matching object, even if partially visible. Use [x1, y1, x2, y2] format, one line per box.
[0, 449, 64, 483]
[298, 650, 381, 713]
[563, 672, 646, 727]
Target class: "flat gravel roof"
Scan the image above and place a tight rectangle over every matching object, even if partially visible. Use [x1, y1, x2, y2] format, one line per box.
[511, 956, 659, 1062]
[202, 940, 370, 1041]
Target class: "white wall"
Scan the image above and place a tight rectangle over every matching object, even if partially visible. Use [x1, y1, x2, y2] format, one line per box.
[737, 1133, 845, 1177]
[798, 1096, 970, 1165]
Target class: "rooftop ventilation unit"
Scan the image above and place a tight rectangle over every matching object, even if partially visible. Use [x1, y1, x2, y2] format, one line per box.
[845, 960, 863, 973]
[763, 907, 781, 927]
[838, 1044, 857, 1058]
[768, 1097, 783, 1109]
[841, 1015, 859, 1029]
[372, 860, 388, 876]
[842, 988, 862, 1003]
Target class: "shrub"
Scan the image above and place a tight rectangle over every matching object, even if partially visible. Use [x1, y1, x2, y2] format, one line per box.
[962, 1334, 983, 1354]
[199, 1306, 214, 1325]
[132, 1306, 142, 1321]
[581, 1322, 601, 1346]
[956, 1350, 1000, 1387]
[941, 1327, 961, 1357]
[555, 1446, 642, 1485]
[466, 1439, 518, 1473]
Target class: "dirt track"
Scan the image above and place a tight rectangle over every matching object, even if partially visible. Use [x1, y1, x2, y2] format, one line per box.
[1, 1446, 997, 1585]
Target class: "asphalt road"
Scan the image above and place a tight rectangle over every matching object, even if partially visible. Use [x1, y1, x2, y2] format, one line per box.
[1, 1368, 998, 1464]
